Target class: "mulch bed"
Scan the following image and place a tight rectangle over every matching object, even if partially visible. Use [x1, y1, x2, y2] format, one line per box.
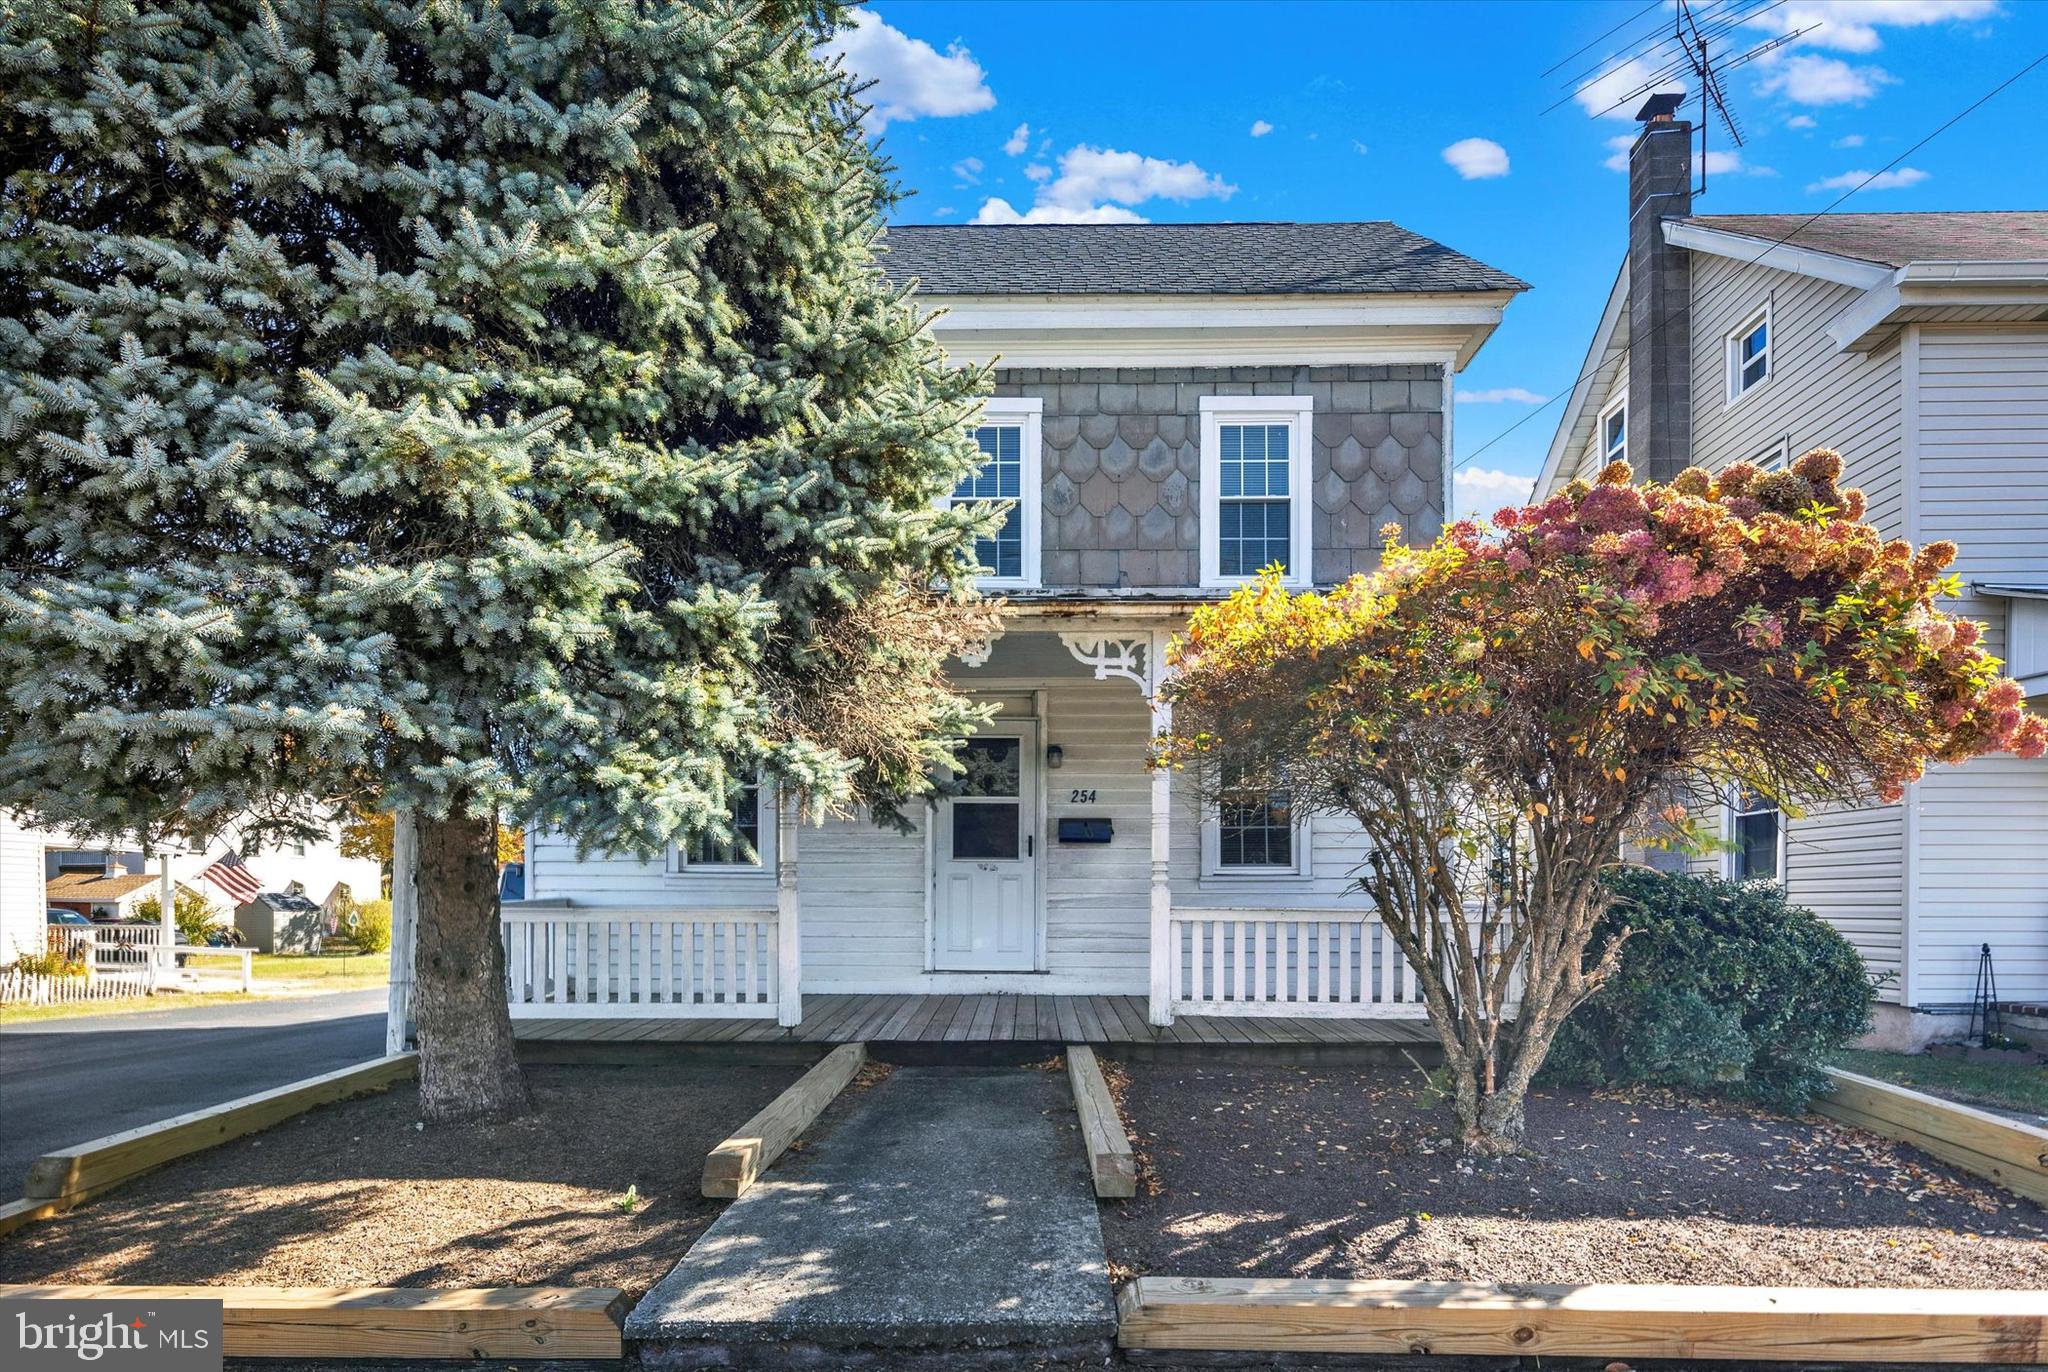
[1102, 1060, 2048, 1289]
[0, 1060, 803, 1296]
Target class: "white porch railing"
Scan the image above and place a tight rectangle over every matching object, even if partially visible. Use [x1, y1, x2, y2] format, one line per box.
[500, 902, 779, 1020]
[1166, 909, 1523, 1020]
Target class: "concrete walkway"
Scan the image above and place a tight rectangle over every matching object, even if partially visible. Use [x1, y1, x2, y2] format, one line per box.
[627, 1063, 1117, 1367]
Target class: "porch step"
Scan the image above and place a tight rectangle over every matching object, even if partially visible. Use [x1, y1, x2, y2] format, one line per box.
[625, 1064, 1117, 1369]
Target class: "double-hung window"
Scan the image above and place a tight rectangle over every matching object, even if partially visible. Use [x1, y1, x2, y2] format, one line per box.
[1599, 393, 1627, 465]
[947, 396, 1042, 588]
[1727, 787, 1782, 883]
[1201, 763, 1310, 879]
[1727, 306, 1771, 402]
[669, 775, 775, 881]
[1199, 395, 1314, 588]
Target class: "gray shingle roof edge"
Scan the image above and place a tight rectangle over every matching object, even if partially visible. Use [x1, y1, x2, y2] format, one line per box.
[879, 221, 1530, 296]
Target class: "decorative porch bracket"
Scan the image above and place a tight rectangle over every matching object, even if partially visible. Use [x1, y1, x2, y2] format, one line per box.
[1060, 631, 1178, 1027]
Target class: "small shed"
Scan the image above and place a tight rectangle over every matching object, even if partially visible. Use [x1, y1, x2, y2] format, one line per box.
[234, 886, 329, 954]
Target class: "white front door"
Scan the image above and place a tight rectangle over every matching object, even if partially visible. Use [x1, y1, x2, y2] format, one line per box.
[934, 724, 1040, 971]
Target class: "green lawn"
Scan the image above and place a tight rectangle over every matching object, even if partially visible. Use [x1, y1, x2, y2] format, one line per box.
[1835, 1047, 2048, 1118]
[0, 991, 265, 1026]
[252, 949, 390, 990]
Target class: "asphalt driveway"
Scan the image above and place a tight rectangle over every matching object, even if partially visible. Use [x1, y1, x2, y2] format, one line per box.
[0, 989, 387, 1185]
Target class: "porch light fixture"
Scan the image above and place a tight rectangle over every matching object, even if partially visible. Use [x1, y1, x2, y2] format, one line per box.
[1045, 744, 1064, 770]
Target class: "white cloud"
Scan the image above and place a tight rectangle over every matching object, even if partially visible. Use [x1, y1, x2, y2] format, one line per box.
[1024, 162, 1052, 183]
[1786, 114, 1819, 129]
[1456, 387, 1548, 405]
[1575, 57, 1686, 119]
[1747, 1, 2001, 55]
[823, 11, 995, 130]
[1832, 133, 1866, 147]
[1352, 140, 1370, 155]
[1603, 134, 1635, 172]
[1807, 165, 1929, 193]
[974, 144, 1235, 223]
[1756, 53, 1893, 105]
[1442, 137, 1509, 180]
[951, 156, 983, 185]
[1250, 119, 1275, 137]
[971, 197, 1146, 225]
[1456, 466, 1537, 512]
[1003, 122, 1030, 156]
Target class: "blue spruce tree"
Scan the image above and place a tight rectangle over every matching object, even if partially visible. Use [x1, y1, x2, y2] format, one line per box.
[0, 0, 997, 1117]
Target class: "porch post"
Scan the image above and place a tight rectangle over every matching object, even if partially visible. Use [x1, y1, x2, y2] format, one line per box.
[157, 852, 176, 970]
[1148, 631, 1174, 1027]
[775, 796, 802, 1028]
[386, 810, 418, 1055]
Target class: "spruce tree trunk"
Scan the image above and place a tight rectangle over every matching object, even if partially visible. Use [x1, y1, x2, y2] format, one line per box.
[412, 811, 531, 1122]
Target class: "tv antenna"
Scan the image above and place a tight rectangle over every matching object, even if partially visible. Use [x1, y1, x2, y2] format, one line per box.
[1550, 0, 1816, 197]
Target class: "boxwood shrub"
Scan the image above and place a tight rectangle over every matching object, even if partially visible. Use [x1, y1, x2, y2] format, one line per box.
[1543, 867, 1877, 1110]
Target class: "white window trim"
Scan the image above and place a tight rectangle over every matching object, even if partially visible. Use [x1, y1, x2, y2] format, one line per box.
[945, 396, 1043, 590]
[1725, 303, 1772, 406]
[1754, 437, 1790, 471]
[1198, 394, 1315, 589]
[1200, 795, 1313, 883]
[1598, 390, 1628, 466]
[666, 776, 775, 889]
[1722, 784, 1785, 884]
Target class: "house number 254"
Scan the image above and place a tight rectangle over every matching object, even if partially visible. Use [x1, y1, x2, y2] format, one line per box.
[1068, 789, 1097, 804]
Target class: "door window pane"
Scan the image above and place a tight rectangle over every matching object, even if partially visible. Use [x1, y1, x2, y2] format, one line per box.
[957, 737, 1021, 797]
[952, 803, 1020, 860]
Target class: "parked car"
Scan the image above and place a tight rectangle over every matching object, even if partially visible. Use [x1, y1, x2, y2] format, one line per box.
[46, 909, 93, 926]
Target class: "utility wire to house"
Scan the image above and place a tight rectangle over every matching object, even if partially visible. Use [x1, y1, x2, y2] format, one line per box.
[1451, 45, 2048, 482]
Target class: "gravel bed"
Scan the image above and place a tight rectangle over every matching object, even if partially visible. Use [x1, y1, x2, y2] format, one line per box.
[1102, 1060, 2048, 1289]
[0, 1060, 803, 1296]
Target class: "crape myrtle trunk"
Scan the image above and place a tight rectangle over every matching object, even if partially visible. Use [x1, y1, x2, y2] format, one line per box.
[412, 812, 530, 1122]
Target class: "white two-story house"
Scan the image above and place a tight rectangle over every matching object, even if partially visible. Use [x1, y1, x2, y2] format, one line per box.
[1535, 102, 2048, 1045]
[509, 221, 1526, 1032]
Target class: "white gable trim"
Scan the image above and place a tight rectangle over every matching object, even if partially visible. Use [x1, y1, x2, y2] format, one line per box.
[1533, 261, 1628, 499]
[1660, 222, 1894, 290]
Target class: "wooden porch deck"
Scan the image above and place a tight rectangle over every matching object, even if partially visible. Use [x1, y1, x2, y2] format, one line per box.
[510, 992, 1437, 1048]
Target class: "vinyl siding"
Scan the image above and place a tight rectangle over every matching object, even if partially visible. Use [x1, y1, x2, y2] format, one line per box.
[1, 811, 49, 960]
[526, 667, 1374, 994]
[1682, 255, 1911, 988]
[1909, 326, 2048, 1005]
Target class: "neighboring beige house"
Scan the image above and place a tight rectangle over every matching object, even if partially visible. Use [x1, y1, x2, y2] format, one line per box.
[45, 869, 206, 922]
[1534, 104, 2048, 1044]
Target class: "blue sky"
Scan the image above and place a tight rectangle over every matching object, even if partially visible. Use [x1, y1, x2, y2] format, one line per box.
[828, 0, 2047, 505]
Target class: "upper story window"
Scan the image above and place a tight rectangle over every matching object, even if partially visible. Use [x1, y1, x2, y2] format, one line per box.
[1727, 786, 1781, 883]
[948, 396, 1042, 588]
[1727, 306, 1771, 403]
[1202, 763, 1310, 879]
[1754, 438, 1790, 471]
[669, 776, 775, 878]
[1199, 395, 1314, 589]
[1599, 393, 1627, 466]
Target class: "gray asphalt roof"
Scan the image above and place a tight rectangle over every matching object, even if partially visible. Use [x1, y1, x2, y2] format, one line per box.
[880, 221, 1528, 296]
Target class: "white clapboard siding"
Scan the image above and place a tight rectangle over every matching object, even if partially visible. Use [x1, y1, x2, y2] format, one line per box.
[1688, 255, 1907, 534]
[1911, 754, 2048, 1006]
[1041, 681, 1152, 984]
[0, 811, 50, 962]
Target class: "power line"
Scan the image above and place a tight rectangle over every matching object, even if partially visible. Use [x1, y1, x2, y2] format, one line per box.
[1453, 47, 2048, 479]
[1542, 2, 1663, 79]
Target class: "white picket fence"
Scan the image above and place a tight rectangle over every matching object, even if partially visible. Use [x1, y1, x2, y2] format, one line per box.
[1166, 909, 1521, 1019]
[500, 903, 780, 1019]
[1, 926, 163, 1006]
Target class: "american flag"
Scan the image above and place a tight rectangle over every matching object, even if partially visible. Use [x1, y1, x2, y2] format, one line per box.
[198, 851, 264, 904]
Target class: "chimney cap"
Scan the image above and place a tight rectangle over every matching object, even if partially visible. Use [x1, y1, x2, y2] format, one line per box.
[1636, 92, 1685, 123]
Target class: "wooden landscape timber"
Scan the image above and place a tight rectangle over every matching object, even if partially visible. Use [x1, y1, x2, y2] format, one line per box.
[0, 1284, 626, 1361]
[1817, 1066, 2048, 1206]
[1116, 1276, 2048, 1364]
[23, 1054, 418, 1203]
[1067, 1045, 1137, 1198]
[701, 1041, 865, 1199]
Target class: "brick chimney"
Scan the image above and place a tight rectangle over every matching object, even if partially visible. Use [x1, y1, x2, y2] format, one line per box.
[1627, 95, 1693, 482]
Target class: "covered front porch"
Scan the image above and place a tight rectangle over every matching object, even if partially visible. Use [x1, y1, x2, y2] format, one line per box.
[509, 991, 1438, 1050]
